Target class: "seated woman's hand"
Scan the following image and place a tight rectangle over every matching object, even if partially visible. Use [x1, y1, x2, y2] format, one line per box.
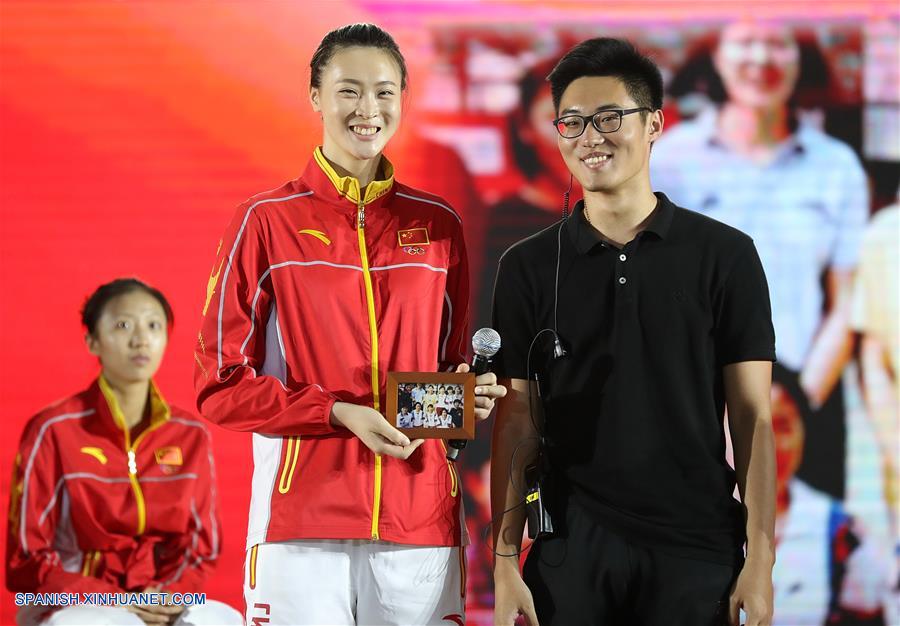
[125, 587, 184, 625]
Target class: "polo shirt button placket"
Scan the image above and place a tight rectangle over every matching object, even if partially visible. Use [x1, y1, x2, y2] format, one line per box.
[617, 249, 633, 304]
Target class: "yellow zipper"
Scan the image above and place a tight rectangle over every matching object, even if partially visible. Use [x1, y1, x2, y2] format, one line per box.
[126, 420, 169, 535]
[99, 379, 163, 536]
[357, 199, 383, 540]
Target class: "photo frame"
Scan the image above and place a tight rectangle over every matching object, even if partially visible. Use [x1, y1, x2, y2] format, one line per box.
[385, 371, 476, 439]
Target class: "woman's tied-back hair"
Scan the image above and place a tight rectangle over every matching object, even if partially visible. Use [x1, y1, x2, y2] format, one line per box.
[310, 23, 408, 91]
[81, 277, 173, 335]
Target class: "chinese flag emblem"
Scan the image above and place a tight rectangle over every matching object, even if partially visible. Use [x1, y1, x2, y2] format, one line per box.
[155, 447, 183, 474]
[397, 228, 430, 247]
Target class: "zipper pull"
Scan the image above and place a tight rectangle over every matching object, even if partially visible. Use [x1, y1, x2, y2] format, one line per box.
[127, 450, 137, 475]
[357, 201, 365, 230]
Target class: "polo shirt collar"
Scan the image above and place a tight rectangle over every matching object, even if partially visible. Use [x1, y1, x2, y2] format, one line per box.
[567, 192, 675, 254]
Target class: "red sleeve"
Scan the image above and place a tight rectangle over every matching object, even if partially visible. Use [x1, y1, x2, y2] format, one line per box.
[154, 426, 221, 594]
[438, 216, 470, 372]
[6, 417, 119, 595]
[194, 201, 339, 436]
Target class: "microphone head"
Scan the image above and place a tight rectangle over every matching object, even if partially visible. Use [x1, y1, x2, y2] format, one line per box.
[472, 328, 501, 359]
[552, 335, 567, 359]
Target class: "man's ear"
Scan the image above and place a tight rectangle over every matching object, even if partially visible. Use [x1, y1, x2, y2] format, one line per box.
[648, 108, 665, 144]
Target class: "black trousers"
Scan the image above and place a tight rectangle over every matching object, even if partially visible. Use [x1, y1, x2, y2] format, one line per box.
[523, 502, 742, 626]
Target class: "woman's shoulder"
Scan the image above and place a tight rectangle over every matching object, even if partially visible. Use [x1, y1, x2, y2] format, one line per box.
[235, 179, 316, 218]
[164, 406, 213, 438]
[391, 181, 462, 225]
[17, 386, 96, 446]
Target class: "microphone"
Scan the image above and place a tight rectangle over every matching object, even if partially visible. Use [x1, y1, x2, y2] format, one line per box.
[552, 335, 566, 359]
[446, 328, 501, 461]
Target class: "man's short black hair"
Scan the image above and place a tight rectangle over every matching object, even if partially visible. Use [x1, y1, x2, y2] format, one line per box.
[548, 38, 663, 114]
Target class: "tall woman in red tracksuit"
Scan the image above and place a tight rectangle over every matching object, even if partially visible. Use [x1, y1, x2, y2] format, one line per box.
[8, 278, 242, 626]
[194, 23, 505, 626]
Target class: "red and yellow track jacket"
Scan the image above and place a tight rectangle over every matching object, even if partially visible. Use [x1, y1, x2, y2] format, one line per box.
[194, 148, 469, 549]
[7, 377, 221, 595]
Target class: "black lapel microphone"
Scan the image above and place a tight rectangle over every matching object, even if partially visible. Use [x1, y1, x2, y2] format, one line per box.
[446, 328, 501, 461]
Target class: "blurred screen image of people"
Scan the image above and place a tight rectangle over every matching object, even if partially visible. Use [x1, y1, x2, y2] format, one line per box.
[420, 18, 896, 624]
[770, 364, 890, 625]
[652, 22, 869, 500]
[474, 57, 581, 328]
[851, 195, 900, 625]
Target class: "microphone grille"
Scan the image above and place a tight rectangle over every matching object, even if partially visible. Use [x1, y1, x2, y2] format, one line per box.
[472, 328, 501, 358]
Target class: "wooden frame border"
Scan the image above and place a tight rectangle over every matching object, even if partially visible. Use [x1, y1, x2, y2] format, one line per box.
[385, 371, 475, 439]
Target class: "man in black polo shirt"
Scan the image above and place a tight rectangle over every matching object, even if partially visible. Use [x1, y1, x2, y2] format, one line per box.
[491, 38, 777, 626]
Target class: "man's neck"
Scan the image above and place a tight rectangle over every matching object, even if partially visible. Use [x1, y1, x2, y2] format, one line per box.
[582, 183, 658, 247]
[104, 375, 150, 431]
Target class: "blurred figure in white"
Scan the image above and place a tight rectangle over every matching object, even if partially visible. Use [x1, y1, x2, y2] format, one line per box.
[653, 21, 869, 500]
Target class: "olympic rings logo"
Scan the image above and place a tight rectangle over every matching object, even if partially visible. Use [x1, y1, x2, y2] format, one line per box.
[403, 247, 426, 255]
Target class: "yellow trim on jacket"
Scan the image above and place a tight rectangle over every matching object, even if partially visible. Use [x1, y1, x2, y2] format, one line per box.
[98, 375, 171, 535]
[312, 146, 394, 205]
[313, 147, 391, 540]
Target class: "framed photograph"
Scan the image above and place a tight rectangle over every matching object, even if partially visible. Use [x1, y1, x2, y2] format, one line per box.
[386, 371, 476, 439]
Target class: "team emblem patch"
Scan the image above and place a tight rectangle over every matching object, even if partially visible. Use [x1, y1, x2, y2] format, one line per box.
[298, 229, 332, 246]
[155, 446, 183, 474]
[397, 228, 430, 247]
[80, 447, 108, 465]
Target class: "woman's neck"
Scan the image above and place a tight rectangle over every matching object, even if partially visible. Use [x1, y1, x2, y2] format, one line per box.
[718, 102, 792, 156]
[776, 482, 791, 517]
[321, 145, 382, 189]
[103, 374, 150, 430]
[774, 482, 791, 545]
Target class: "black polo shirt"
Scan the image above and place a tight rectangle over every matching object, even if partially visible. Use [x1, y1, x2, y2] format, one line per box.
[491, 192, 775, 564]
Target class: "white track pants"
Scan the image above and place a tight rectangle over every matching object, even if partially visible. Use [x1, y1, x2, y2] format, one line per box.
[244, 540, 466, 625]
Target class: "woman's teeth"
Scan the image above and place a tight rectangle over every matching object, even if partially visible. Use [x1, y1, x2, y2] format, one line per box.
[352, 126, 378, 136]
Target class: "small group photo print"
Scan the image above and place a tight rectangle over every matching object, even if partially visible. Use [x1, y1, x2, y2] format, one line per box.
[386, 371, 475, 439]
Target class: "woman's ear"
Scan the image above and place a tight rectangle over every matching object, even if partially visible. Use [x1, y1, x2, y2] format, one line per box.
[85, 332, 100, 357]
[310, 87, 321, 113]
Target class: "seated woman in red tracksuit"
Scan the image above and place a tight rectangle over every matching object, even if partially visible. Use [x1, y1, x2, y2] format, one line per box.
[193, 23, 506, 626]
[7, 278, 241, 626]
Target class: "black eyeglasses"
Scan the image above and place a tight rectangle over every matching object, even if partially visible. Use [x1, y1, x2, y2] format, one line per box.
[553, 107, 652, 138]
